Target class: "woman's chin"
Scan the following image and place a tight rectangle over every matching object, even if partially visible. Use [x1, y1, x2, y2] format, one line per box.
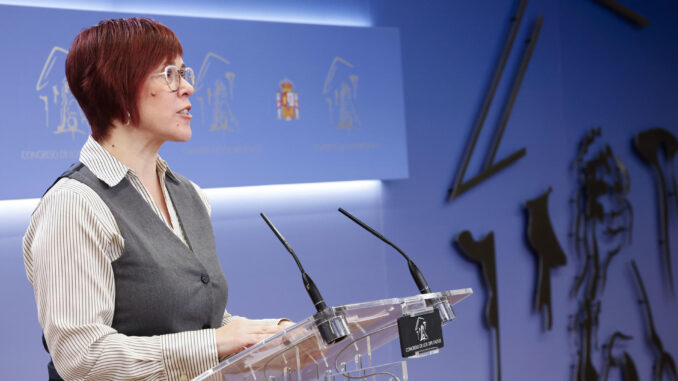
[180, 130, 192, 142]
[169, 125, 192, 142]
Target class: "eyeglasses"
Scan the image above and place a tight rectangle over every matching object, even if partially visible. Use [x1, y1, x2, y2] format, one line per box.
[151, 65, 195, 92]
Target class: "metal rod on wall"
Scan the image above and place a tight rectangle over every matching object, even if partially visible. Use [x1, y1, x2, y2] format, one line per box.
[484, 15, 543, 171]
[447, 0, 527, 201]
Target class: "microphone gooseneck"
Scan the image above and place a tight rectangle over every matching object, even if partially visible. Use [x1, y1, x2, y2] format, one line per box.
[260, 213, 348, 343]
[260, 213, 328, 312]
[338, 208, 456, 324]
[338, 207, 432, 294]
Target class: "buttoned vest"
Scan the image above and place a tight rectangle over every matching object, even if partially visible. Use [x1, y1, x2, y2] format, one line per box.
[45, 162, 228, 380]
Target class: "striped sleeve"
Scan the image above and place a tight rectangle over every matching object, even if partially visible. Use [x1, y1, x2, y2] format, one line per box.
[161, 329, 218, 380]
[23, 181, 218, 381]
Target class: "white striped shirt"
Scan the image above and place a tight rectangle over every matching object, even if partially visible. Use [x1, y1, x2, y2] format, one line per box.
[23, 136, 238, 381]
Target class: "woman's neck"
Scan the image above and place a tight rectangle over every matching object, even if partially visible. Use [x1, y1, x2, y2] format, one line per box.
[98, 123, 163, 182]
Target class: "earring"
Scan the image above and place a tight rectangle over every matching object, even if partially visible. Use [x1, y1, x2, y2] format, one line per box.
[125, 112, 131, 126]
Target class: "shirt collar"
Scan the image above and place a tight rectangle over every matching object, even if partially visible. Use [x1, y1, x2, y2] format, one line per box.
[156, 155, 178, 182]
[79, 135, 175, 187]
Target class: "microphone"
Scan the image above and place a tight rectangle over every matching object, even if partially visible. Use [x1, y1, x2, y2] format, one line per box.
[260, 213, 348, 344]
[260, 212, 327, 311]
[337, 208, 456, 324]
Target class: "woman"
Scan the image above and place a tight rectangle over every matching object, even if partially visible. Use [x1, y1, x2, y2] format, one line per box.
[23, 17, 289, 380]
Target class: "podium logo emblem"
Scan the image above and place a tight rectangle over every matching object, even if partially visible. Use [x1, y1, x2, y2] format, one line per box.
[415, 316, 428, 342]
[397, 311, 444, 357]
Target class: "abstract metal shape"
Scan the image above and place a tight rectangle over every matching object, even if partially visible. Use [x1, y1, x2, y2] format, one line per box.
[454, 231, 501, 381]
[448, 0, 543, 201]
[630, 260, 678, 381]
[601, 332, 639, 381]
[594, 0, 649, 27]
[569, 129, 633, 381]
[524, 186, 567, 330]
[633, 127, 678, 294]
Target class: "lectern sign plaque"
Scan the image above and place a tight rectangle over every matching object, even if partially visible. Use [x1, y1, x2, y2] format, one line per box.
[397, 310, 444, 358]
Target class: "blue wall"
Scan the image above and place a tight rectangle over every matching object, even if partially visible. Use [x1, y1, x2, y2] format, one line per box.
[1, 0, 677, 380]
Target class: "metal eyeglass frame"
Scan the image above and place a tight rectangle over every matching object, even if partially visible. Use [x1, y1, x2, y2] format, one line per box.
[150, 65, 195, 92]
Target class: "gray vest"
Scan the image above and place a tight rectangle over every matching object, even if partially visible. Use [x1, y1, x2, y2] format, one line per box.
[45, 162, 228, 379]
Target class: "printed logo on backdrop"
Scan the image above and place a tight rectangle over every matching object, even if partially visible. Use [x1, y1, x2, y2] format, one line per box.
[194, 52, 239, 133]
[22, 46, 87, 161]
[276, 79, 299, 121]
[322, 57, 360, 130]
[36, 47, 89, 138]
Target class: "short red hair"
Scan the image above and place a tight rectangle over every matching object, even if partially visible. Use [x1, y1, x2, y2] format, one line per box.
[65, 17, 183, 141]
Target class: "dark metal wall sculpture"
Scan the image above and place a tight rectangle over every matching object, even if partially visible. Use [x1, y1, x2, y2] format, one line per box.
[524, 187, 567, 330]
[454, 231, 501, 381]
[569, 128, 633, 381]
[630, 260, 678, 381]
[594, 0, 649, 27]
[633, 127, 678, 294]
[447, 0, 543, 201]
[601, 332, 639, 381]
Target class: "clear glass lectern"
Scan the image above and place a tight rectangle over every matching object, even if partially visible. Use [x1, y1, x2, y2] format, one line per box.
[193, 288, 472, 381]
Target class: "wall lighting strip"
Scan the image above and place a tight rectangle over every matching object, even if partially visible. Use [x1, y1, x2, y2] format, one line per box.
[0, 180, 382, 224]
[205, 180, 383, 206]
[0, 1, 372, 26]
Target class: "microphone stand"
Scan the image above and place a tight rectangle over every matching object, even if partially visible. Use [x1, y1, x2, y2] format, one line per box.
[338, 208, 456, 324]
[261, 213, 349, 345]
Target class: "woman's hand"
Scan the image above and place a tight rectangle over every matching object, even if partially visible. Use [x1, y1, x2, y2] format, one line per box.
[277, 319, 295, 330]
[215, 318, 287, 357]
